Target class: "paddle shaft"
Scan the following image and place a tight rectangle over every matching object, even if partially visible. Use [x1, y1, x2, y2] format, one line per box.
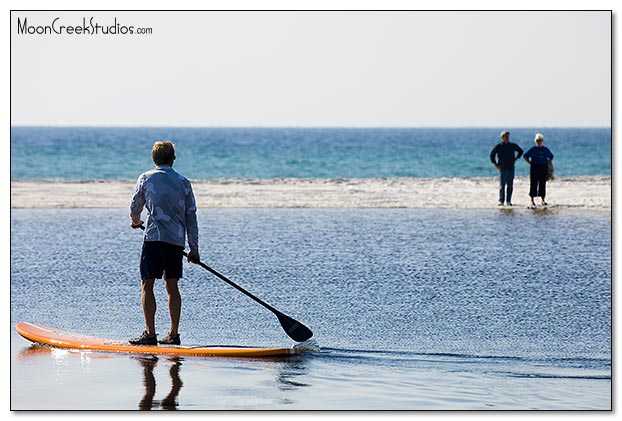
[136, 224, 313, 341]
[181, 249, 280, 315]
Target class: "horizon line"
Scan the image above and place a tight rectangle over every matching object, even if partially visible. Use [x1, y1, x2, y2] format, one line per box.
[10, 124, 612, 129]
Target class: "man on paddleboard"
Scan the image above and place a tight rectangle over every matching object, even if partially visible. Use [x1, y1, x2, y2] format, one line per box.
[129, 141, 200, 345]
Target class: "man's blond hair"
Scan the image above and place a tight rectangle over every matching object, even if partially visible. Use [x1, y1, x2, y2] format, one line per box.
[152, 141, 176, 165]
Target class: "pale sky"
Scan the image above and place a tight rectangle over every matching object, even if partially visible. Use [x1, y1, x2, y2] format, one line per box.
[10, 10, 611, 127]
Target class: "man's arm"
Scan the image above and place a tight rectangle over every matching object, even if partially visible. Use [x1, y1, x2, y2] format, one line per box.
[129, 175, 146, 228]
[490, 145, 500, 169]
[185, 184, 200, 263]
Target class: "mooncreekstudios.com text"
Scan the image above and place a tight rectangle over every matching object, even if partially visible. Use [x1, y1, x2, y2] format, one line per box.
[16, 16, 153, 36]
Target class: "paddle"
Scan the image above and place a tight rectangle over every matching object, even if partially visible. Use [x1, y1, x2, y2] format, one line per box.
[136, 225, 313, 342]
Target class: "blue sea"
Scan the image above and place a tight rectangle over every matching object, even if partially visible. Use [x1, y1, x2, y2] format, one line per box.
[10, 126, 611, 179]
[10, 127, 612, 410]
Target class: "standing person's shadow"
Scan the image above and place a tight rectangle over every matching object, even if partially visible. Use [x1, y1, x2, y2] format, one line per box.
[135, 356, 183, 410]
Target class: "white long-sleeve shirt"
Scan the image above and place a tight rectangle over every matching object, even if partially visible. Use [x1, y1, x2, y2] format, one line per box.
[130, 165, 199, 253]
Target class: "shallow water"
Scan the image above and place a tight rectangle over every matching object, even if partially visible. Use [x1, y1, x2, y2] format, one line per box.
[10, 208, 611, 410]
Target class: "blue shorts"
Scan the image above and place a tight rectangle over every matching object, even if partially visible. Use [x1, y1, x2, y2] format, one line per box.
[140, 241, 184, 280]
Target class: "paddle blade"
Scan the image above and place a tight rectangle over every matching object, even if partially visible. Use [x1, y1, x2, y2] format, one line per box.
[276, 312, 313, 342]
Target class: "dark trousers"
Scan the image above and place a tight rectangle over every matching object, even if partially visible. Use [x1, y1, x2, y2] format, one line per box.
[529, 163, 548, 198]
[499, 168, 515, 204]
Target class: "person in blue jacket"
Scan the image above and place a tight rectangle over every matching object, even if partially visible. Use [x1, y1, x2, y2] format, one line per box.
[523, 133, 554, 207]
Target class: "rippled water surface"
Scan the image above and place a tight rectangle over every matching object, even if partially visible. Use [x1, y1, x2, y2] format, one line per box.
[11, 208, 611, 410]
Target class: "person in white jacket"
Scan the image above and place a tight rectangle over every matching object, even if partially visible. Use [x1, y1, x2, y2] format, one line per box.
[129, 141, 200, 345]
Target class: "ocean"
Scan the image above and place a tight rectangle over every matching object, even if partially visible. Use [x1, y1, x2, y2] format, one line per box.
[10, 126, 611, 179]
[10, 127, 612, 410]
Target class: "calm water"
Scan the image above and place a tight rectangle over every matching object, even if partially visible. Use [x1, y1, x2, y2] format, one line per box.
[10, 127, 611, 179]
[10, 208, 611, 410]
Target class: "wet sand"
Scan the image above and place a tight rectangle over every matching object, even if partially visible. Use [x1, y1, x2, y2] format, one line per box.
[10, 176, 611, 210]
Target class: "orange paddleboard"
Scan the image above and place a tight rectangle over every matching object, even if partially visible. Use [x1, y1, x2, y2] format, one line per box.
[16, 322, 300, 358]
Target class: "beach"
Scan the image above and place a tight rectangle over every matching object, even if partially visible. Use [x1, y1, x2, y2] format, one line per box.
[10, 175, 611, 209]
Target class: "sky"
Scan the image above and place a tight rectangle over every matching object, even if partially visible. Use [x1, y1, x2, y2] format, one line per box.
[10, 9, 611, 127]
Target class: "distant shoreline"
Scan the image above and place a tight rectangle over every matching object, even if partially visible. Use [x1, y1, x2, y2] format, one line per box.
[10, 176, 611, 210]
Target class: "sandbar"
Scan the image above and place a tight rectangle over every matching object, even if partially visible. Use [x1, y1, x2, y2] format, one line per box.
[10, 176, 611, 210]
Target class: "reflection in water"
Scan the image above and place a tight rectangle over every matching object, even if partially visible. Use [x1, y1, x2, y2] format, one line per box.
[162, 359, 183, 409]
[18, 344, 55, 359]
[134, 356, 183, 411]
[17, 344, 317, 409]
[136, 356, 157, 410]
[277, 360, 311, 390]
